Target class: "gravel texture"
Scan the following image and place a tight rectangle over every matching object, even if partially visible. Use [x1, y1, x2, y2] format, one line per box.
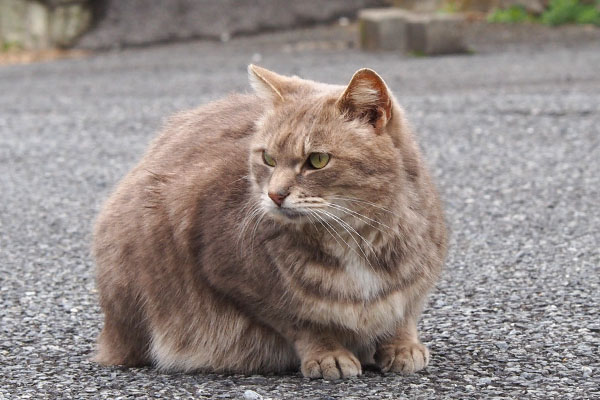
[1, 25, 599, 399]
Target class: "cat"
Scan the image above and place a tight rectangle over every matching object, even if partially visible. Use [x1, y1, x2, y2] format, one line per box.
[92, 65, 448, 379]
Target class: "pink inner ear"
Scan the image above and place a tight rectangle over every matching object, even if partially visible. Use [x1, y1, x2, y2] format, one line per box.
[358, 73, 392, 122]
[373, 107, 388, 132]
[337, 70, 392, 131]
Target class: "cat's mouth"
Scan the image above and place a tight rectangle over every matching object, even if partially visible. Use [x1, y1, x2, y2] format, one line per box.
[274, 207, 305, 220]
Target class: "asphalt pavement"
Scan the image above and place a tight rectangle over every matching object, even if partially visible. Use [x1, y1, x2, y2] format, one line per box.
[1, 25, 599, 399]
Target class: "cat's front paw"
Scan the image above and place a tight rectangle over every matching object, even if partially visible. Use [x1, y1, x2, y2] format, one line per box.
[374, 341, 430, 374]
[301, 349, 362, 380]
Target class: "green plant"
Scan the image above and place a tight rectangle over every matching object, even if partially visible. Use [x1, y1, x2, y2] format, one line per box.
[541, 0, 600, 26]
[1, 41, 24, 52]
[439, 0, 460, 14]
[408, 50, 426, 57]
[487, 5, 535, 23]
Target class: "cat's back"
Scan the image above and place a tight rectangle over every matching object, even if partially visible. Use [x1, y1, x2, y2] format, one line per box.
[142, 93, 263, 174]
[94, 93, 262, 254]
[101, 93, 262, 210]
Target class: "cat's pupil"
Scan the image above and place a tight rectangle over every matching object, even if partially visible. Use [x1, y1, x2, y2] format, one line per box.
[309, 152, 329, 169]
[263, 150, 276, 167]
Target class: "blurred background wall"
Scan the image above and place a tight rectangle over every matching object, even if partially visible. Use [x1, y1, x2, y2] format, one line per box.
[1, 0, 595, 51]
[0, 0, 388, 50]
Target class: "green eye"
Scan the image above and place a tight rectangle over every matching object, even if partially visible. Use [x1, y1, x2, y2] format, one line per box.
[308, 153, 330, 169]
[262, 150, 276, 167]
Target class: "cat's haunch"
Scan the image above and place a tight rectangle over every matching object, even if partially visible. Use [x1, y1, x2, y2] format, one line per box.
[92, 66, 447, 379]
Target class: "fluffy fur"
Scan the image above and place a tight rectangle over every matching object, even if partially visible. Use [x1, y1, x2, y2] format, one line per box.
[92, 65, 447, 379]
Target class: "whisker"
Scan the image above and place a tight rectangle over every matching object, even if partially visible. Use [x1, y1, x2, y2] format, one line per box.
[319, 209, 378, 254]
[315, 209, 378, 271]
[239, 206, 261, 238]
[229, 174, 249, 186]
[329, 196, 402, 219]
[237, 202, 263, 256]
[326, 202, 394, 234]
[304, 203, 385, 259]
[307, 210, 346, 251]
[304, 211, 321, 234]
[249, 211, 267, 257]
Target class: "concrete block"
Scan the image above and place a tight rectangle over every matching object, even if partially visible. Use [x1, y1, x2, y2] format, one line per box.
[50, 3, 92, 47]
[359, 8, 412, 51]
[26, 1, 50, 49]
[0, 0, 28, 47]
[391, 0, 442, 13]
[0, 0, 92, 49]
[358, 8, 466, 55]
[407, 14, 466, 55]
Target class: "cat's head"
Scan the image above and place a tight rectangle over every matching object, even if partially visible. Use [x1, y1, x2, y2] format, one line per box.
[248, 65, 408, 227]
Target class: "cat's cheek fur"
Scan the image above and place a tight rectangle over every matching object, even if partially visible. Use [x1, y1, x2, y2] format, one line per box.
[250, 162, 271, 186]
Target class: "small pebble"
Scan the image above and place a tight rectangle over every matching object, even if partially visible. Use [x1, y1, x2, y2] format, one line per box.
[495, 342, 509, 351]
[478, 377, 493, 385]
[243, 390, 263, 400]
[220, 32, 231, 42]
[582, 366, 593, 378]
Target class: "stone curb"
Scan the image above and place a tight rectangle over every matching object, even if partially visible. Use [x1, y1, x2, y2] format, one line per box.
[359, 8, 467, 55]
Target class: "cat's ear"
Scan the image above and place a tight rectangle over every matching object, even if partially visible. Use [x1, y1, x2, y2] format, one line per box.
[336, 68, 392, 133]
[248, 64, 287, 103]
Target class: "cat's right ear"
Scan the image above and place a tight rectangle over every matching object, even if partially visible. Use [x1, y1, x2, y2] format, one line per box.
[336, 68, 393, 134]
[248, 64, 286, 103]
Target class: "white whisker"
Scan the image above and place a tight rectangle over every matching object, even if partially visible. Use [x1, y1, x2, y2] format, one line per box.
[326, 202, 394, 235]
[329, 195, 402, 219]
[307, 209, 346, 251]
[228, 174, 249, 186]
[249, 211, 267, 256]
[319, 210, 378, 253]
[304, 211, 320, 234]
[314, 209, 378, 271]
[237, 202, 263, 256]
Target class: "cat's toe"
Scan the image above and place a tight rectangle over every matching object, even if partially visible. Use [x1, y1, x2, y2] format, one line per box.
[375, 342, 430, 374]
[301, 351, 362, 380]
[303, 359, 326, 379]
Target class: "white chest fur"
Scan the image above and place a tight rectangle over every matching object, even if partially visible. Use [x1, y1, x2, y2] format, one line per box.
[288, 250, 406, 338]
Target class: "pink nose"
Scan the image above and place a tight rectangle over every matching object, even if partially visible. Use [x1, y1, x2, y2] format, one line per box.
[268, 191, 288, 207]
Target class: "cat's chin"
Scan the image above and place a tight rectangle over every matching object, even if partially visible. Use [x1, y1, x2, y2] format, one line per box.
[268, 207, 307, 223]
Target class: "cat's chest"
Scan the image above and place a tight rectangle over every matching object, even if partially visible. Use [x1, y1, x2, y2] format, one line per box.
[339, 253, 389, 300]
[286, 252, 406, 337]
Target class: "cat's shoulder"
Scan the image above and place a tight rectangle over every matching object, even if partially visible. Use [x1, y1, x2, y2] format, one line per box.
[165, 93, 263, 130]
[143, 93, 263, 165]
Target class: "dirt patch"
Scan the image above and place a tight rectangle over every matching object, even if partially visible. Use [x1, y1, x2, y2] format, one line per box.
[0, 49, 90, 66]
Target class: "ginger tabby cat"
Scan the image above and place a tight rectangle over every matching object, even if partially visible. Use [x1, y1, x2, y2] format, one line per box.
[92, 65, 447, 379]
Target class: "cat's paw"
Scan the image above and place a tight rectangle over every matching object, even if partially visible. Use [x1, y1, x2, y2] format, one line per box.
[301, 349, 362, 380]
[374, 341, 430, 374]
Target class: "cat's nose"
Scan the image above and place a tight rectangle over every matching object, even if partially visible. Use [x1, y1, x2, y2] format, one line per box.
[268, 191, 289, 207]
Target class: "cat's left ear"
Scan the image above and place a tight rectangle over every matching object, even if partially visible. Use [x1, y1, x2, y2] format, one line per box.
[336, 68, 392, 133]
[248, 64, 288, 103]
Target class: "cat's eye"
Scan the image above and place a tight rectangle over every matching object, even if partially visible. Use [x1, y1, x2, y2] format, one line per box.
[308, 153, 330, 169]
[262, 150, 276, 167]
